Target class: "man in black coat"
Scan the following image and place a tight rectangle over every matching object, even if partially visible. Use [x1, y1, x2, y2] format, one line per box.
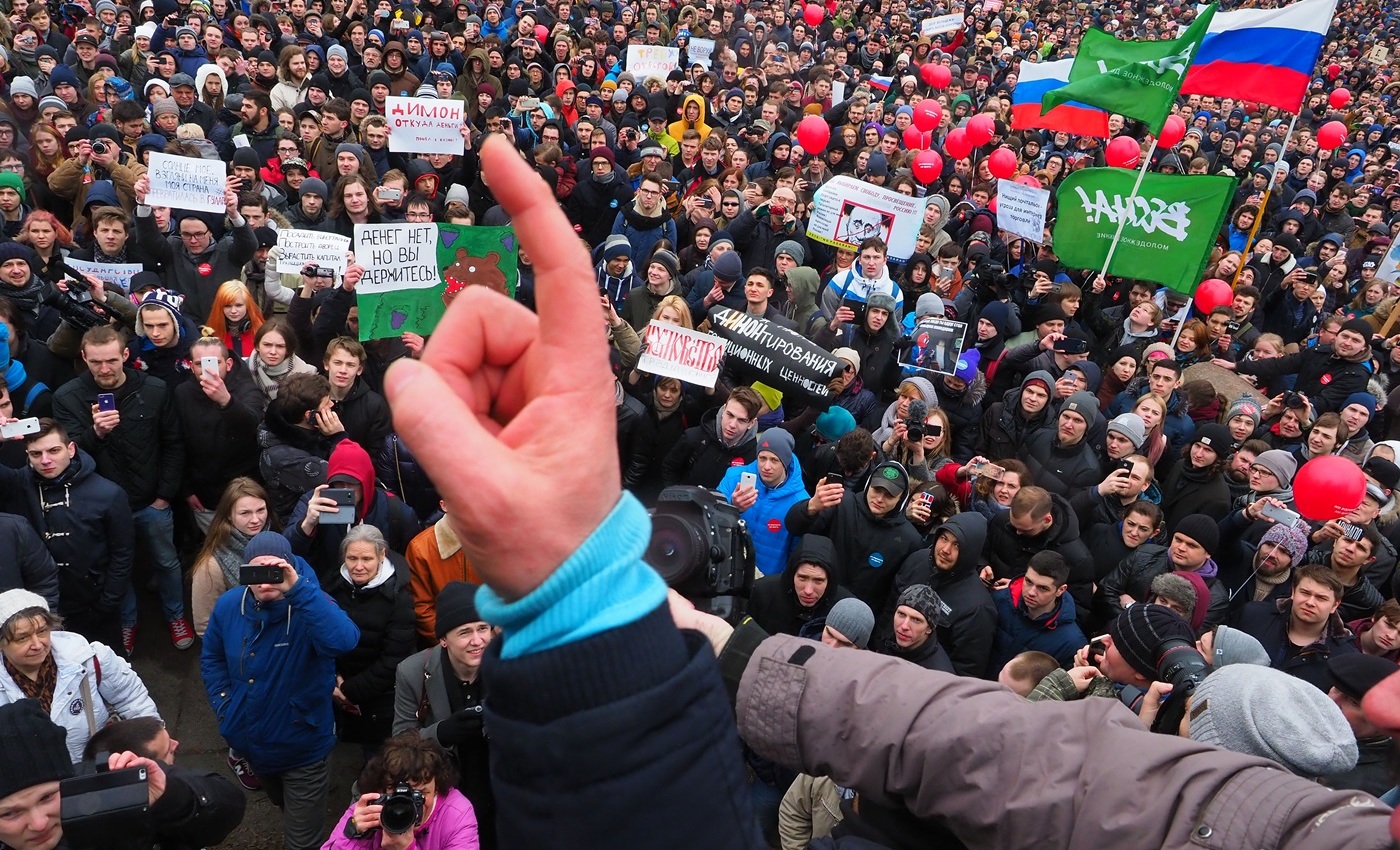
[1224, 318, 1375, 413]
[662, 389, 762, 490]
[566, 146, 635, 248]
[1097, 513, 1231, 632]
[322, 336, 393, 453]
[889, 512, 996, 677]
[174, 339, 264, 531]
[0, 511, 59, 608]
[985, 485, 1095, 629]
[1021, 391, 1103, 498]
[1231, 564, 1358, 691]
[747, 535, 851, 639]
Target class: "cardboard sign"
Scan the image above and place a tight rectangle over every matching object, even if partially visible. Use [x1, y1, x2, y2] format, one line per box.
[276, 230, 351, 275]
[687, 37, 715, 69]
[64, 258, 144, 293]
[638, 322, 725, 388]
[145, 152, 226, 213]
[386, 96, 465, 155]
[355, 223, 442, 295]
[900, 316, 968, 377]
[921, 13, 963, 36]
[627, 45, 680, 77]
[707, 306, 839, 403]
[808, 176, 924, 262]
[995, 178, 1050, 244]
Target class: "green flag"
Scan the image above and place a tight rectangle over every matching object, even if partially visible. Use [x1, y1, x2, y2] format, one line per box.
[1052, 168, 1234, 294]
[354, 224, 519, 341]
[1042, 4, 1215, 134]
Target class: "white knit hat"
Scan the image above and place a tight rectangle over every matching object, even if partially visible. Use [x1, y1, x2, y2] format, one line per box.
[0, 589, 50, 629]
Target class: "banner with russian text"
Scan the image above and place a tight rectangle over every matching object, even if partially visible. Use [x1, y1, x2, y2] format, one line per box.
[706, 306, 840, 404]
[637, 323, 725, 388]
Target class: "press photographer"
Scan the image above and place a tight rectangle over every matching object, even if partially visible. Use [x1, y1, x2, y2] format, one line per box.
[328, 732, 480, 850]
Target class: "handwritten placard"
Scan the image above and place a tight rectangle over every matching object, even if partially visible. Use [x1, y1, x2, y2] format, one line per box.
[385, 96, 465, 155]
[275, 229, 351, 275]
[144, 152, 225, 213]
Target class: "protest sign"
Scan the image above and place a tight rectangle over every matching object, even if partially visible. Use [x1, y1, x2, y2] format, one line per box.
[627, 45, 680, 76]
[808, 176, 923, 262]
[638, 323, 725, 388]
[995, 178, 1050, 243]
[921, 13, 963, 36]
[386, 96, 466, 155]
[1377, 237, 1400, 286]
[830, 80, 845, 104]
[275, 230, 351, 275]
[64, 258, 144, 292]
[145, 152, 226, 213]
[900, 316, 968, 377]
[687, 38, 715, 69]
[354, 224, 518, 340]
[707, 306, 839, 403]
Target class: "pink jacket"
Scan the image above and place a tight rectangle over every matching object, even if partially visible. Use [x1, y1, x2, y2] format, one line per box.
[322, 787, 479, 850]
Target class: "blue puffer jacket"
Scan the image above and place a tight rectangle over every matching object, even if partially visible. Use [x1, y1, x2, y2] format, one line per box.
[718, 454, 810, 576]
[201, 563, 359, 775]
[989, 576, 1087, 675]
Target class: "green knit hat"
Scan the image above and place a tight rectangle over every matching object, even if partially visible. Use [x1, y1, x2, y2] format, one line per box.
[0, 172, 26, 202]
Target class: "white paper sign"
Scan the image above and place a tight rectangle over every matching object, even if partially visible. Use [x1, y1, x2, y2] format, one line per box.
[995, 178, 1051, 244]
[275, 229, 352, 275]
[65, 258, 144, 292]
[807, 176, 924, 262]
[627, 45, 680, 77]
[1378, 236, 1400, 285]
[354, 223, 441, 294]
[830, 81, 846, 104]
[385, 96, 465, 155]
[638, 322, 725, 388]
[145, 152, 226, 213]
[920, 13, 963, 36]
[687, 37, 715, 69]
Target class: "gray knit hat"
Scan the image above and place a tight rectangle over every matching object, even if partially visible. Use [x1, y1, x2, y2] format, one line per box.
[1189, 664, 1357, 777]
[1226, 396, 1262, 431]
[824, 597, 874, 649]
[775, 239, 806, 264]
[1252, 449, 1298, 486]
[1106, 412, 1146, 449]
[1209, 625, 1271, 668]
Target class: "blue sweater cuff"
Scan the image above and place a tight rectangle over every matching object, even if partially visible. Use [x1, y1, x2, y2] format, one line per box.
[476, 492, 666, 659]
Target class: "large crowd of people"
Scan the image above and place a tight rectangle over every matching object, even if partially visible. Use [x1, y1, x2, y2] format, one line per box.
[0, 0, 1399, 847]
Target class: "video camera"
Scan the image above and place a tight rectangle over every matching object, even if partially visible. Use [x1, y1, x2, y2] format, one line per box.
[43, 263, 128, 332]
[646, 486, 754, 624]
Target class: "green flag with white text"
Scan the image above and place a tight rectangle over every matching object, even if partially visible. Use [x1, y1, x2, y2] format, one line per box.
[1041, 5, 1215, 134]
[1052, 168, 1235, 294]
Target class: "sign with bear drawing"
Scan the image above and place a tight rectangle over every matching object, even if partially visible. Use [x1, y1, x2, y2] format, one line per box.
[353, 223, 518, 341]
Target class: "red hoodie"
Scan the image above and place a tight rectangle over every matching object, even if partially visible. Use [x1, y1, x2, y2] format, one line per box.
[327, 440, 376, 521]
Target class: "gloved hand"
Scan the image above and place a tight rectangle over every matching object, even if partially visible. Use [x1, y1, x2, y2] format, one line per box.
[434, 705, 485, 746]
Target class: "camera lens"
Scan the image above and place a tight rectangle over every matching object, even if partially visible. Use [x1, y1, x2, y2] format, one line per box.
[645, 512, 709, 586]
[91, 140, 108, 155]
[378, 791, 419, 835]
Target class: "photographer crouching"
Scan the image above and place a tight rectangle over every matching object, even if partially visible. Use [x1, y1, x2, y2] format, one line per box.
[0, 701, 244, 850]
[329, 732, 480, 850]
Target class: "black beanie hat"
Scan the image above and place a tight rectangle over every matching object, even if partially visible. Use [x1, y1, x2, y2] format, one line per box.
[435, 581, 483, 640]
[1108, 604, 1196, 680]
[0, 699, 74, 799]
[1173, 513, 1220, 556]
[1339, 317, 1374, 342]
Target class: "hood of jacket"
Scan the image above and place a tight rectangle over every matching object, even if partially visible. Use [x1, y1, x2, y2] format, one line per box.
[925, 194, 951, 234]
[936, 511, 987, 578]
[327, 439, 377, 520]
[780, 534, 841, 606]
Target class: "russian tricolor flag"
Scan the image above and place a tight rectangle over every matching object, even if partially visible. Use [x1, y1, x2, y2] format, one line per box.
[1011, 59, 1110, 138]
[867, 74, 894, 92]
[1181, 0, 1338, 112]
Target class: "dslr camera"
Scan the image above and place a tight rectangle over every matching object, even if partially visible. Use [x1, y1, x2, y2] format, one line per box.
[1149, 638, 1212, 734]
[647, 486, 754, 623]
[375, 783, 426, 835]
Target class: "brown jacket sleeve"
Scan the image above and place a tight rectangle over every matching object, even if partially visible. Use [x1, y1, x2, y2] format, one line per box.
[735, 634, 1393, 850]
[47, 158, 83, 200]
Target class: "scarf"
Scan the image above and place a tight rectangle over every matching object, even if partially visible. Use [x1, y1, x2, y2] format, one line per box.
[215, 527, 254, 589]
[94, 246, 128, 265]
[2, 274, 46, 317]
[593, 169, 617, 184]
[249, 352, 309, 398]
[653, 387, 682, 418]
[1253, 565, 1292, 601]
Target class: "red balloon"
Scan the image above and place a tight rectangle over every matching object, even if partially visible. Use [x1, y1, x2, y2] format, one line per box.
[921, 63, 951, 89]
[1105, 135, 1141, 168]
[943, 127, 972, 160]
[987, 147, 1017, 180]
[965, 113, 995, 147]
[803, 3, 824, 26]
[911, 150, 943, 184]
[795, 114, 830, 152]
[1294, 455, 1367, 521]
[1329, 87, 1352, 109]
[1158, 114, 1186, 148]
[1317, 120, 1349, 151]
[1326, 62, 1342, 80]
[903, 126, 927, 150]
[1193, 278, 1232, 314]
[912, 99, 942, 133]
[1016, 174, 1042, 187]
[988, 196, 998, 214]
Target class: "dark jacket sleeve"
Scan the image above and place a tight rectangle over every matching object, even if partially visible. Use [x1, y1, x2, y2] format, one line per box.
[1096, 553, 1140, 621]
[783, 498, 831, 537]
[1232, 351, 1304, 381]
[312, 286, 355, 361]
[660, 428, 699, 487]
[286, 289, 320, 365]
[224, 219, 258, 267]
[341, 583, 417, 706]
[147, 765, 247, 849]
[16, 519, 60, 609]
[101, 493, 135, 612]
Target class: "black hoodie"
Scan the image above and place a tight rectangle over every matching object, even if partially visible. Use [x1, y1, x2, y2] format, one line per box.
[747, 535, 852, 637]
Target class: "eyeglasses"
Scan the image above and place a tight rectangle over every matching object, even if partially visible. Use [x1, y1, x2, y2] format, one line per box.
[180, 230, 209, 240]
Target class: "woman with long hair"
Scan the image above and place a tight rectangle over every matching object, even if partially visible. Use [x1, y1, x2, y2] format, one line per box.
[15, 210, 73, 284]
[191, 477, 279, 636]
[206, 280, 265, 358]
[246, 316, 316, 404]
[1174, 318, 1213, 368]
[1132, 393, 1170, 468]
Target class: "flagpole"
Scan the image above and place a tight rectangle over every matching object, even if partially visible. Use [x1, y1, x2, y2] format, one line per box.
[1096, 136, 1160, 281]
[1232, 110, 1301, 285]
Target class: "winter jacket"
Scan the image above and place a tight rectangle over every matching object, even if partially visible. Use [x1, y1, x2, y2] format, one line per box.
[731, 631, 1393, 850]
[258, 407, 343, 522]
[813, 317, 902, 400]
[933, 373, 988, 462]
[778, 773, 844, 850]
[990, 577, 1088, 673]
[747, 535, 851, 637]
[986, 493, 1095, 627]
[0, 511, 59, 608]
[880, 631, 956, 672]
[786, 488, 923, 608]
[285, 440, 422, 578]
[662, 407, 758, 490]
[619, 278, 683, 331]
[403, 520, 480, 645]
[0, 452, 132, 618]
[1022, 428, 1103, 499]
[718, 453, 811, 576]
[730, 207, 810, 276]
[1157, 461, 1233, 535]
[1230, 598, 1357, 691]
[325, 787, 479, 850]
[567, 170, 634, 248]
[0, 630, 159, 761]
[1097, 545, 1229, 630]
[201, 562, 359, 775]
[172, 360, 263, 507]
[978, 371, 1055, 460]
[611, 201, 677, 271]
[52, 369, 184, 509]
[332, 377, 394, 452]
[890, 512, 996, 677]
[326, 555, 416, 742]
[137, 208, 257, 325]
[1233, 345, 1374, 413]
